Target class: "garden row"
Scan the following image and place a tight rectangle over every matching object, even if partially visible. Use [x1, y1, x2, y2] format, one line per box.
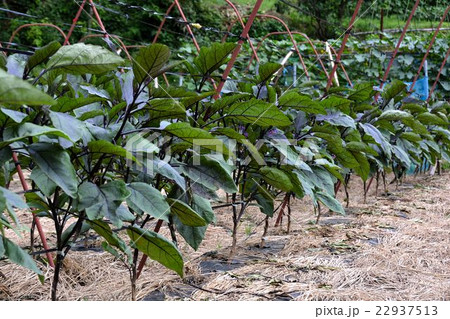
[0, 41, 449, 300]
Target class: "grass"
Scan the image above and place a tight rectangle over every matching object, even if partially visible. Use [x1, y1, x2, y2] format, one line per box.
[207, 0, 277, 13]
[345, 15, 450, 32]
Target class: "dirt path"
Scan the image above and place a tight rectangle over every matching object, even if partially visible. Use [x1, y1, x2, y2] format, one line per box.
[1, 172, 449, 300]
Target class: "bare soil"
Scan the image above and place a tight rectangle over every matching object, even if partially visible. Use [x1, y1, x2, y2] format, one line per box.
[1, 171, 449, 300]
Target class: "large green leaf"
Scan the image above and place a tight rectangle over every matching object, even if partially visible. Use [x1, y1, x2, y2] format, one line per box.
[166, 198, 206, 227]
[127, 226, 184, 277]
[194, 42, 236, 75]
[181, 155, 237, 193]
[77, 181, 133, 227]
[88, 219, 132, 262]
[351, 151, 370, 181]
[0, 108, 28, 123]
[46, 43, 124, 74]
[164, 122, 230, 156]
[269, 140, 311, 171]
[360, 123, 392, 157]
[378, 110, 413, 121]
[49, 111, 92, 144]
[50, 96, 105, 113]
[174, 195, 215, 250]
[278, 91, 325, 114]
[347, 82, 375, 102]
[25, 41, 61, 74]
[258, 62, 282, 83]
[417, 112, 448, 126]
[382, 80, 406, 105]
[146, 99, 186, 122]
[28, 143, 78, 198]
[0, 69, 55, 105]
[258, 166, 293, 192]
[133, 44, 170, 85]
[0, 235, 42, 276]
[126, 182, 170, 221]
[0, 123, 71, 148]
[316, 191, 345, 215]
[0, 186, 27, 228]
[320, 96, 351, 114]
[30, 167, 57, 197]
[227, 99, 291, 127]
[88, 140, 137, 162]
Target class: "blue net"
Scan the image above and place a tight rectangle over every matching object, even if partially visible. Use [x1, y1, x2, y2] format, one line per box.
[404, 76, 429, 101]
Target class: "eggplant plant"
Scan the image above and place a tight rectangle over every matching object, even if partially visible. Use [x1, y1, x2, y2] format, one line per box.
[0, 40, 449, 301]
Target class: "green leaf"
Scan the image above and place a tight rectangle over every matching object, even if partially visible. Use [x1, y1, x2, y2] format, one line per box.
[378, 110, 413, 121]
[316, 191, 345, 215]
[401, 103, 427, 114]
[0, 54, 6, 70]
[0, 69, 55, 105]
[88, 140, 137, 162]
[347, 82, 375, 102]
[126, 182, 170, 222]
[0, 123, 71, 148]
[49, 111, 92, 144]
[392, 145, 411, 167]
[346, 141, 377, 156]
[47, 43, 124, 74]
[269, 140, 312, 171]
[146, 99, 186, 122]
[25, 41, 61, 73]
[165, 122, 230, 156]
[133, 44, 170, 85]
[400, 132, 422, 142]
[50, 96, 105, 113]
[127, 226, 183, 277]
[30, 167, 57, 197]
[351, 151, 370, 181]
[417, 112, 448, 125]
[209, 93, 251, 114]
[194, 42, 236, 75]
[181, 155, 237, 193]
[258, 166, 293, 192]
[0, 235, 42, 275]
[227, 99, 291, 127]
[78, 181, 132, 227]
[210, 127, 246, 140]
[174, 195, 214, 250]
[88, 220, 132, 261]
[382, 80, 406, 105]
[166, 198, 206, 227]
[0, 108, 28, 123]
[320, 96, 351, 114]
[28, 143, 78, 198]
[360, 123, 392, 157]
[278, 91, 325, 114]
[258, 62, 282, 83]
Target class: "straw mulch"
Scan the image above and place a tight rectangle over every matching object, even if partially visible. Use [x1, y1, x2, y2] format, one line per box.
[1, 172, 449, 300]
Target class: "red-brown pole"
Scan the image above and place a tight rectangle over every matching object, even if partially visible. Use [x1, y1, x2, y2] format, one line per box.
[12, 152, 55, 268]
[326, 0, 363, 90]
[136, 219, 163, 279]
[427, 47, 450, 101]
[64, 0, 87, 45]
[214, 1, 264, 98]
[8, 24, 69, 49]
[375, 0, 421, 99]
[174, 0, 200, 52]
[224, 0, 260, 63]
[88, 0, 109, 38]
[152, 2, 176, 44]
[246, 31, 329, 79]
[409, 5, 450, 93]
